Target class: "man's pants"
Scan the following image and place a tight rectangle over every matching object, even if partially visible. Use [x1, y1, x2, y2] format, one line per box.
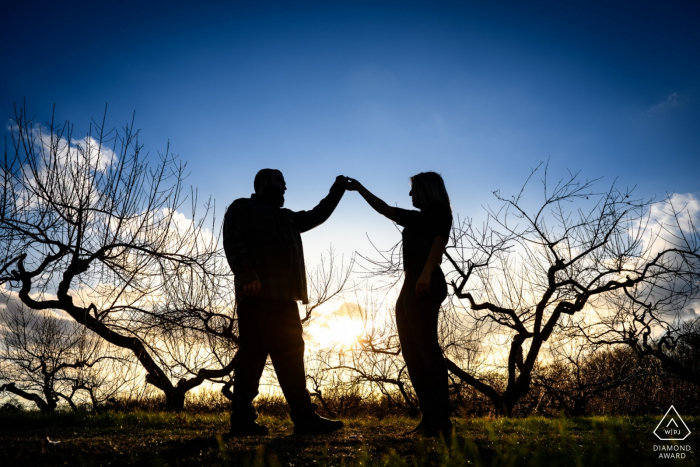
[230, 297, 316, 424]
[395, 267, 450, 424]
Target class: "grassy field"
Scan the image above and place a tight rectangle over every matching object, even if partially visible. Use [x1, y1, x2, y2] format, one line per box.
[0, 411, 696, 466]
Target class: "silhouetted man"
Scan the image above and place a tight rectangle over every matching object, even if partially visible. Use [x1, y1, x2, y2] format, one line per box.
[223, 169, 347, 436]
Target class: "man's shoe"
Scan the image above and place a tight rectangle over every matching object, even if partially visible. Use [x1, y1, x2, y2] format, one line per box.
[225, 420, 269, 437]
[293, 414, 344, 435]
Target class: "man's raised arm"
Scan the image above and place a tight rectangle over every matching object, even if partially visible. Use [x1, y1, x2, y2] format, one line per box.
[292, 176, 348, 233]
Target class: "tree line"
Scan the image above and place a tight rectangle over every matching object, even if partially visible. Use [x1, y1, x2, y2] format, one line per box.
[1, 107, 699, 416]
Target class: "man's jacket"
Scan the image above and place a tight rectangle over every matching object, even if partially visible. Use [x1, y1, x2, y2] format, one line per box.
[223, 181, 345, 304]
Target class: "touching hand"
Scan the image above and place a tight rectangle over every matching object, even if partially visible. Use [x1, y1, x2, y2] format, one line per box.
[415, 273, 431, 297]
[346, 177, 363, 191]
[336, 175, 349, 188]
[243, 279, 262, 297]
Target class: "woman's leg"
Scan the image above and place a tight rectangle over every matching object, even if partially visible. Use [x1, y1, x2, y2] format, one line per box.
[395, 282, 431, 409]
[400, 269, 450, 430]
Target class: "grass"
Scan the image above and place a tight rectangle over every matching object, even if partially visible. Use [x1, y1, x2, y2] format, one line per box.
[0, 411, 696, 466]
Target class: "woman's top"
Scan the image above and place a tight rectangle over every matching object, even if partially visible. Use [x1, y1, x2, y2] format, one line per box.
[394, 202, 452, 272]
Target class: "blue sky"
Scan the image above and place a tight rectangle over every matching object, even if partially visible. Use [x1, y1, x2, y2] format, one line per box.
[2, 0, 699, 263]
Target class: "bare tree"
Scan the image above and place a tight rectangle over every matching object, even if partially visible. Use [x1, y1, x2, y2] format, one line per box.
[136, 247, 240, 405]
[444, 164, 700, 415]
[0, 297, 134, 412]
[578, 193, 700, 385]
[319, 346, 419, 416]
[0, 105, 232, 409]
[609, 308, 700, 386]
[302, 248, 355, 324]
[306, 345, 368, 417]
[648, 318, 700, 385]
[533, 341, 651, 416]
[308, 291, 421, 417]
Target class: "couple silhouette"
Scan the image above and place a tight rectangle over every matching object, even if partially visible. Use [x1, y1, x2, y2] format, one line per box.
[223, 169, 452, 438]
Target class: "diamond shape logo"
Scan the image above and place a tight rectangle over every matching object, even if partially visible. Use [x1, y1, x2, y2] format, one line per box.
[654, 406, 691, 441]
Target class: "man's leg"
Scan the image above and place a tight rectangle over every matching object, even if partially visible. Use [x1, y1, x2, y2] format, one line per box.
[265, 299, 343, 434]
[229, 297, 271, 435]
[265, 299, 313, 413]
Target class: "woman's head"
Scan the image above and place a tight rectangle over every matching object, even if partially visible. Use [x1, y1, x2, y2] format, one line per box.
[409, 172, 451, 211]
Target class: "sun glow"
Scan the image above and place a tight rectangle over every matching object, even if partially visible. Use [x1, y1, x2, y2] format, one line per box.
[307, 302, 365, 348]
[310, 317, 365, 348]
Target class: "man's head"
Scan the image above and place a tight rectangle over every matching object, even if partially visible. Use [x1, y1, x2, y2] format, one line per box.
[254, 169, 286, 207]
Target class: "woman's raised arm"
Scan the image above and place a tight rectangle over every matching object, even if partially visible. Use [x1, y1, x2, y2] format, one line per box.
[346, 178, 396, 221]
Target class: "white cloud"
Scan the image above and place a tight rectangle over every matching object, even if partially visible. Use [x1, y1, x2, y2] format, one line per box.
[637, 193, 700, 324]
[0, 286, 78, 341]
[645, 192, 700, 256]
[6, 119, 118, 173]
[35, 129, 117, 173]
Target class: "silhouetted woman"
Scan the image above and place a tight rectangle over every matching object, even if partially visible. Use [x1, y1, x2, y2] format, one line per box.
[347, 172, 452, 437]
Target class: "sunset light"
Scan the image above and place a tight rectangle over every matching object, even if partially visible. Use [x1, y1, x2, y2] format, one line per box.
[307, 302, 366, 349]
[310, 315, 366, 349]
[2, 1, 699, 464]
